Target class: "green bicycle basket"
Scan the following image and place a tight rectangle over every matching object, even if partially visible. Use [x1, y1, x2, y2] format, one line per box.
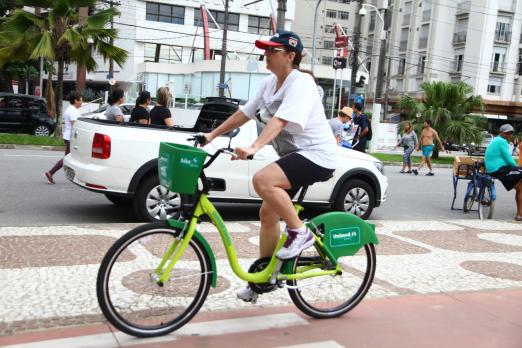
[158, 142, 208, 194]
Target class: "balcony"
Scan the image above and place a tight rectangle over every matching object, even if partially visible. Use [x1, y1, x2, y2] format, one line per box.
[490, 61, 506, 74]
[456, 1, 471, 15]
[453, 32, 467, 44]
[494, 30, 511, 43]
[418, 37, 428, 49]
[422, 10, 431, 22]
[402, 14, 411, 26]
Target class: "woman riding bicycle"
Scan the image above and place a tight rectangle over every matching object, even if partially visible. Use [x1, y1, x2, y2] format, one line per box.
[203, 30, 337, 300]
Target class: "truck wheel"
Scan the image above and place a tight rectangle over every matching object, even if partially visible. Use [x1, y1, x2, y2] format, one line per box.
[133, 175, 181, 222]
[104, 193, 132, 206]
[333, 179, 375, 220]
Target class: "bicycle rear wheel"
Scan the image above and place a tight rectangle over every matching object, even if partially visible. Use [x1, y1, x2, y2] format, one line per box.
[287, 243, 376, 319]
[96, 222, 212, 337]
[463, 184, 475, 213]
[478, 184, 495, 219]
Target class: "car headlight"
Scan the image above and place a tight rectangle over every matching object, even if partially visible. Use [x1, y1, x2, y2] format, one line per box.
[374, 161, 385, 175]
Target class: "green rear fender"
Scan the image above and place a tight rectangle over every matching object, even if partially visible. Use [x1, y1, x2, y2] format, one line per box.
[167, 219, 217, 288]
[306, 211, 379, 260]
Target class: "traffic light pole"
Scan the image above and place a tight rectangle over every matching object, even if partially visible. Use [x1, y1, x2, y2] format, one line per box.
[350, 0, 362, 99]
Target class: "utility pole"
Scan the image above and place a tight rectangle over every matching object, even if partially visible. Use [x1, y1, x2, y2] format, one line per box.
[383, 56, 391, 120]
[350, 0, 362, 99]
[311, 0, 323, 73]
[276, 0, 286, 30]
[218, 0, 230, 97]
[374, 6, 389, 104]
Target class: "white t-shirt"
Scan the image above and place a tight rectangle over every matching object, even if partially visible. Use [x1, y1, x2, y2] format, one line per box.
[240, 69, 337, 169]
[62, 105, 81, 141]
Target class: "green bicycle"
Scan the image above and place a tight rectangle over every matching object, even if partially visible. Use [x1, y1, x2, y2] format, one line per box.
[96, 132, 379, 338]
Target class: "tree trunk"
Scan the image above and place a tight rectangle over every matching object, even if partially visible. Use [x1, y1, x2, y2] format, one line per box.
[45, 68, 56, 118]
[432, 147, 439, 159]
[75, 7, 88, 92]
[55, 57, 65, 138]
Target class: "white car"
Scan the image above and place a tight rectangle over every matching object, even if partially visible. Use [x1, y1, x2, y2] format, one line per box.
[64, 98, 388, 222]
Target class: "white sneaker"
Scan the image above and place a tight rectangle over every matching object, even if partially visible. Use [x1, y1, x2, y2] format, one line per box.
[236, 286, 258, 302]
[275, 228, 315, 260]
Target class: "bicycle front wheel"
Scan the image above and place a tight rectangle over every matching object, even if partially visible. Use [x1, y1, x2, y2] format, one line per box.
[97, 222, 212, 337]
[287, 243, 376, 319]
[478, 184, 495, 219]
[463, 186, 475, 212]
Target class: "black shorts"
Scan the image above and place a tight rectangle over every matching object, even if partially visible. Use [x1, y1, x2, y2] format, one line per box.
[275, 152, 335, 199]
[490, 166, 522, 191]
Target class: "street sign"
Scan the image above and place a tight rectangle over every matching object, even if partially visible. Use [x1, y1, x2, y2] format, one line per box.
[335, 36, 348, 48]
[333, 57, 347, 70]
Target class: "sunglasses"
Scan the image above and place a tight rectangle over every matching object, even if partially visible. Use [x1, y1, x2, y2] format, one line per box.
[265, 46, 287, 53]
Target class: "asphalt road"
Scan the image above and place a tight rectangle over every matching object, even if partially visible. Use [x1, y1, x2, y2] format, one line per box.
[0, 148, 518, 226]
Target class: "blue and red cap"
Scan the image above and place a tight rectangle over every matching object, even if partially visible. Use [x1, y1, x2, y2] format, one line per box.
[255, 30, 303, 53]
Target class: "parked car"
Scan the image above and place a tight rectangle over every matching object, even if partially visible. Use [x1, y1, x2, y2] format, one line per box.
[0, 93, 55, 136]
[64, 97, 388, 222]
[467, 132, 493, 156]
[82, 103, 136, 122]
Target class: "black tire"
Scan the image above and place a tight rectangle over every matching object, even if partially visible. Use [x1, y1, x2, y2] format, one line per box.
[287, 243, 377, 319]
[105, 193, 132, 206]
[333, 179, 375, 220]
[33, 123, 51, 136]
[478, 184, 495, 219]
[96, 222, 212, 337]
[133, 175, 181, 222]
[463, 191, 475, 213]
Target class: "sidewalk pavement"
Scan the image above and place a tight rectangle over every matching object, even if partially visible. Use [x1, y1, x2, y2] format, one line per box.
[0, 219, 521, 347]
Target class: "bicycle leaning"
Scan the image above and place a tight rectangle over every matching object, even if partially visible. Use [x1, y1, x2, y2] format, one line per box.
[463, 161, 497, 219]
[96, 132, 379, 338]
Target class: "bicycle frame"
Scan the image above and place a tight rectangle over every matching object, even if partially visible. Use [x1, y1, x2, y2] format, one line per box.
[154, 193, 341, 286]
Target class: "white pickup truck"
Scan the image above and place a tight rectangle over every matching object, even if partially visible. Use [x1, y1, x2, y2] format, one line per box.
[64, 98, 388, 222]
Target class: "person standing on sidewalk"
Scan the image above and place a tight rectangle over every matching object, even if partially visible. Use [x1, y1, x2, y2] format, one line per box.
[44, 91, 83, 184]
[351, 102, 369, 153]
[412, 120, 444, 176]
[485, 124, 522, 221]
[397, 122, 418, 173]
[329, 106, 353, 144]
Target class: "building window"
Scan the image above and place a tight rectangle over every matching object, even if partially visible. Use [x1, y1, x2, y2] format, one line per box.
[487, 77, 502, 95]
[326, 9, 337, 18]
[144, 43, 184, 64]
[454, 54, 463, 71]
[322, 56, 333, 65]
[248, 15, 271, 35]
[398, 56, 406, 75]
[338, 11, 349, 20]
[194, 9, 240, 31]
[495, 21, 511, 42]
[324, 25, 333, 33]
[418, 56, 426, 74]
[418, 24, 429, 49]
[146, 2, 185, 25]
[323, 40, 334, 49]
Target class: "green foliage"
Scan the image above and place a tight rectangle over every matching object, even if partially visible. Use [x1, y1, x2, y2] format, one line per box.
[81, 88, 104, 102]
[397, 81, 485, 145]
[0, 133, 64, 145]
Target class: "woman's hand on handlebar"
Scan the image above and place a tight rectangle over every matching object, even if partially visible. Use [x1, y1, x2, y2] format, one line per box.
[233, 146, 256, 160]
[200, 132, 214, 146]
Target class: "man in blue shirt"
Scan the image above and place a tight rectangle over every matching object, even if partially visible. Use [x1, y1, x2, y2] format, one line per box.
[351, 102, 369, 153]
[485, 124, 522, 221]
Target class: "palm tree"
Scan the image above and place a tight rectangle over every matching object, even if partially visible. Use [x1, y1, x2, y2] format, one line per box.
[398, 81, 484, 158]
[0, 1, 127, 135]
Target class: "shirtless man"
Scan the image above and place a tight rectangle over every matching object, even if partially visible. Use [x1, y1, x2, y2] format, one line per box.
[412, 119, 444, 176]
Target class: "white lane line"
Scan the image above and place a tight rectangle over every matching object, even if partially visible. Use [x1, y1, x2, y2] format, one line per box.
[4, 313, 309, 348]
[278, 341, 345, 348]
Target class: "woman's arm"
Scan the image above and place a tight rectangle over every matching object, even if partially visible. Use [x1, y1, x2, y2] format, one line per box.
[164, 117, 174, 127]
[205, 110, 250, 143]
[234, 116, 287, 160]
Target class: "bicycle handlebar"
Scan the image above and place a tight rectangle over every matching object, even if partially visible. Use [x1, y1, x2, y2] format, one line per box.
[186, 133, 254, 161]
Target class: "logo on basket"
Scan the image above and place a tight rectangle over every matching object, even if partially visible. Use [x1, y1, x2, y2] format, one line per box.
[180, 157, 200, 168]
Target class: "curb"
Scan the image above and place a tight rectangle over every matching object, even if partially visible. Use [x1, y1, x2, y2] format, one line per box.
[382, 161, 453, 168]
[0, 144, 65, 151]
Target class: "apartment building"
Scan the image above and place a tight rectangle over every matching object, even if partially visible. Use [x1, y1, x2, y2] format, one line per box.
[364, 0, 522, 118]
[70, 0, 295, 101]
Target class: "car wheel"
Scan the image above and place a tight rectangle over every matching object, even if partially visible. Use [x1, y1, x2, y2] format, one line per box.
[333, 179, 375, 220]
[33, 123, 51, 136]
[133, 174, 181, 222]
[104, 193, 132, 206]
